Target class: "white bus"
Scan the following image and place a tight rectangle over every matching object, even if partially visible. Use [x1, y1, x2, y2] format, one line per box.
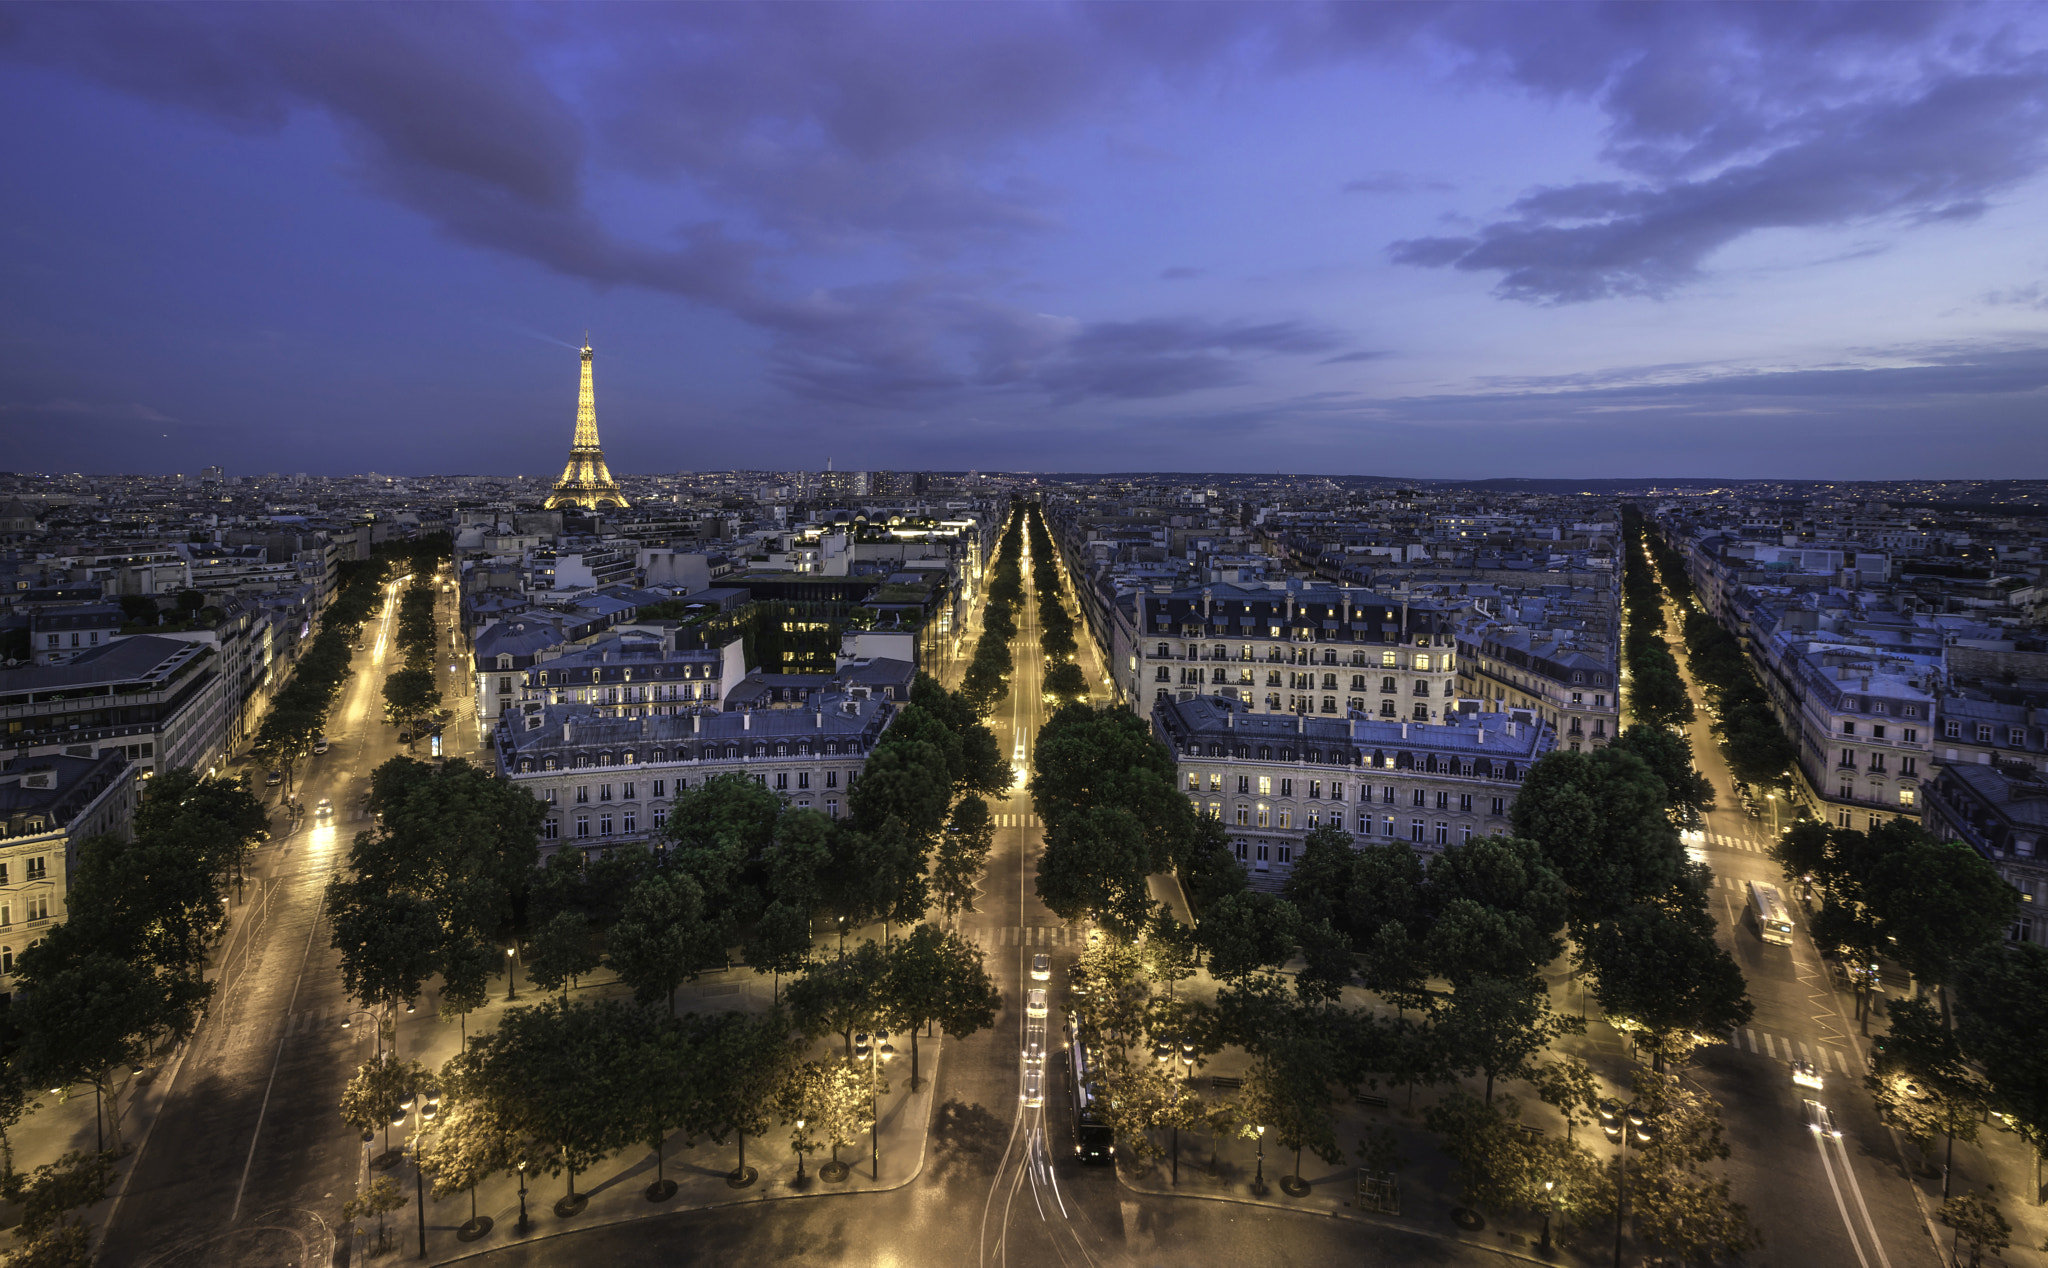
[1748, 880, 1794, 945]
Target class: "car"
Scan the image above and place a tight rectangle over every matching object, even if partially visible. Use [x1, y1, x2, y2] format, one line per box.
[1026, 988, 1048, 1018]
[1021, 1062, 1044, 1108]
[1031, 953, 1051, 982]
[1802, 1099, 1840, 1138]
[314, 798, 333, 818]
[313, 736, 329, 755]
[1791, 1060, 1823, 1091]
[397, 731, 414, 744]
[265, 769, 283, 786]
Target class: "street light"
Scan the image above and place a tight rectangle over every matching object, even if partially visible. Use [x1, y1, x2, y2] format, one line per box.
[1252, 1124, 1267, 1196]
[1598, 1099, 1655, 1268]
[398, 1087, 441, 1259]
[1540, 1178, 1555, 1254]
[855, 1032, 895, 1180]
[794, 1118, 809, 1184]
[504, 945, 519, 1002]
[515, 1156, 530, 1235]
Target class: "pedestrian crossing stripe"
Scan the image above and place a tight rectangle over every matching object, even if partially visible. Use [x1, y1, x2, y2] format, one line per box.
[995, 814, 1042, 829]
[962, 926, 1077, 947]
[1724, 1028, 1856, 1074]
[1703, 832, 1769, 853]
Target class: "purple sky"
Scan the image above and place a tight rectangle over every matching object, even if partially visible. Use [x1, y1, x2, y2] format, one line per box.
[3, 2, 2047, 479]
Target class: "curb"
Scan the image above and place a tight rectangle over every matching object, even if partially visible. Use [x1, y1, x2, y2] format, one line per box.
[1113, 1166, 1581, 1267]
[415, 1036, 944, 1266]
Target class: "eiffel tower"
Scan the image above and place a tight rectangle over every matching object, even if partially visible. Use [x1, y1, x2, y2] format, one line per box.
[544, 341, 628, 510]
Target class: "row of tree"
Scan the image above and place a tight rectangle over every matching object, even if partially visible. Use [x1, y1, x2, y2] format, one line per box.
[380, 541, 451, 733]
[1630, 508, 1800, 793]
[249, 542, 418, 794]
[960, 505, 1025, 715]
[1025, 505, 1089, 703]
[0, 769, 271, 1260]
[1618, 505, 1696, 735]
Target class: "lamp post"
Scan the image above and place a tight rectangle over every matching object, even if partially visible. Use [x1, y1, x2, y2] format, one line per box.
[855, 1032, 895, 1179]
[1540, 1178, 1555, 1255]
[504, 945, 519, 1002]
[794, 1119, 808, 1184]
[1598, 1099, 1655, 1268]
[1252, 1124, 1267, 1196]
[397, 1086, 441, 1260]
[515, 1157, 529, 1235]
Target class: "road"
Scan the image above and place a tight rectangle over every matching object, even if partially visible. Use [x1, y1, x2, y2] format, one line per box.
[1641, 575, 1944, 1268]
[98, 573, 465, 1268]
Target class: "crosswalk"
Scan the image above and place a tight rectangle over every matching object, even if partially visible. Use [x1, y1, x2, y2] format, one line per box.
[1721, 1027, 1859, 1075]
[964, 925, 1078, 947]
[1699, 830, 1772, 854]
[995, 813, 1042, 829]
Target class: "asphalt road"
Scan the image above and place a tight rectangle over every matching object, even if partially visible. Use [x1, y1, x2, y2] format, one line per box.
[99, 573, 457, 1268]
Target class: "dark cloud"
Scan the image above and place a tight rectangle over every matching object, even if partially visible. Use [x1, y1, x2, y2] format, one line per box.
[1385, 7, 2048, 302]
[1985, 282, 2048, 309]
[1320, 351, 1389, 365]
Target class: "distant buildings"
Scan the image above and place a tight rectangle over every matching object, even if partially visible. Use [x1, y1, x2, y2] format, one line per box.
[0, 751, 137, 999]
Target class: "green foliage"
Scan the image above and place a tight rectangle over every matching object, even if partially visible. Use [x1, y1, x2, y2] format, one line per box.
[1030, 703, 1189, 933]
[342, 1175, 408, 1255]
[1577, 899, 1752, 1063]
[1607, 726, 1715, 821]
[1939, 1191, 2011, 1267]
[8, 1151, 112, 1239]
[932, 796, 994, 920]
[1954, 942, 2048, 1165]
[1511, 747, 1688, 930]
[1197, 891, 1300, 983]
[1042, 661, 1088, 703]
[339, 1054, 430, 1139]
[606, 870, 721, 1014]
[1431, 974, 1583, 1105]
[525, 910, 600, 998]
[882, 924, 1001, 1089]
[785, 941, 891, 1054]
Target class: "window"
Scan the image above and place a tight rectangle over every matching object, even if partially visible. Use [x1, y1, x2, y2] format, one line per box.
[1491, 797, 1505, 815]
[1256, 805, 1271, 828]
[542, 820, 558, 841]
[1382, 785, 1395, 804]
[1977, 725, 1993, 743]
[1414, 655, 1430, 671]
[1901, 757, 1916, 776]
[775, 773, 789, 790]
[622, 782, 637, 800]
[1459, 793, 1472, 812]
[1330, 782, 1344, 801]
[1873, 726, 1886, 740]
[1871, 701, 1887, 715]
[1278, 778, 1292, 797]
[1381, 651, 1397, 667]
[1236, 805, 1250, 826]
[543, 788, 557, 805]
[1841, 721, 1856, 735]
[1945, 720, 1961, 738]
[1277, 810, 1292, 830]
[575, 816, 590, 838]
[1412, 789, 1426, 807]
[2, 948, 11, 975]
[622, 810, 636, 833]
[798, 772, 811, 790]
[1435, 822, 1450, 845]
[1460, 825, 1474, 844]
[826, 771, 839, 789]
[1869, 754, 1885, 772]
[498, 677, 512, 695]
[1308, 779, 1321, 799]
[1839, 749, 1856, 768]
[1241, 775, 1254, 795]
[1256, 842, 1269, 862]
[599, 784, 613, 802]
[826, 799, 839, 818]
[1208, 773, 1222, 792]
[599, 814, 613, 836]
[2013, 728, 2028, 748]
[1413, 680, 1430, 696]
[653, 779, 666, 798]
[24, 858, 45, 882]
[652, 806, 668, 829]
[1410, 819, 1425, 842]
[1902, 728, 1918, 744]
[1899, 788, 1916, 807]
[1413, 705, 1428, 722]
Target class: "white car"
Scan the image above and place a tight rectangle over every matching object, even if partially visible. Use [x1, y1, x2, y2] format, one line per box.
[1802, 1099, 1840, 1138]
[1790, 1060, 1823, 1091]
[1031, 953, 1051, 982]
[313, 736, 329, 755]
[315, 798, 333, 818]
[1022, 1062, 1044, 1108]
[1026, 988, 1048, 1018]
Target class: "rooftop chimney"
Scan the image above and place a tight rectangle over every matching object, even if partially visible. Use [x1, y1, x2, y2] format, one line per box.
[561, 720, 572, 743]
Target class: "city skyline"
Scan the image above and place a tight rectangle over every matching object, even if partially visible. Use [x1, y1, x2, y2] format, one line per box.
[5, 4, 2048, 478]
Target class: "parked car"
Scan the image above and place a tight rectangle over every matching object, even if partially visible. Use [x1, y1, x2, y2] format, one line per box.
[265, 769, 283, 786]
[312, 736, 329, 755]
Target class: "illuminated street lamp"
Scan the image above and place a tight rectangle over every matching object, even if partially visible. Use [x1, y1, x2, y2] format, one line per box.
[1540, 1178, 1556, 1254]
[515, 1156, 530, 1235]
[1251, 1124, 1268, 1196]
[794, 1118, 809, 1183]
[505, 945, 520, 1002]
[1598, 1099, 1655, 1268]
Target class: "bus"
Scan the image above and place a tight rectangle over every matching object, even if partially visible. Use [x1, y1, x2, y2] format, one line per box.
[1065, 1012, 1115, 1164]
[1748, 880, 1794, 945]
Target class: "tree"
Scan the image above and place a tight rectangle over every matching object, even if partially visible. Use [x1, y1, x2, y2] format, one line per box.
[689, 1009, 803, 1184]
[849, 738, 953, 846]
[1869, 997, 1988, 1195]
[1622, 1067, 1760, 1262]
[381, 665, 441, 724]
[1607, 726, 1715, 823]
[1197, 891, 1300, 984]
[461, 999, 643, 1205]
[1511, 748, 1686, 929]
[1042, 661, 1088, 704]
[932, 797, 994, 921]
[1577, 900, 1751, 1069]
[1529, 1055, 1602, 1143]
[786, 942, 891, 1056]
[1432, 974, 1582, 1105]
[1954, 942, 2048, 1202]
[607, 870, 720, 1015]
[419, 1059, 517, 1231]
[1423, 836, 1568, 984]
[340, 1055, 429, 1161]
[777, 1057, 875, 1172]
[1425, 1092, 1567, 1217]
[343, 1175, 408, 1256]
[1867, 829, 2017, 998]
[883, 924, 1002, 1090]
[1939, 1191, 2011, 1267]
[1037, 805, 1155, 937]
[325, 878, 441, 1013]
[1238, 1044, 1346, 1190]
[13, 950, 208, 1155]
[909, 673, 1012, 798]
[9, 1151, 112, 1241]
[526, 910, 601, 1000]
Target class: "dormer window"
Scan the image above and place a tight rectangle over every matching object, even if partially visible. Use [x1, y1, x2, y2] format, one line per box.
[498, 654, 513, 670]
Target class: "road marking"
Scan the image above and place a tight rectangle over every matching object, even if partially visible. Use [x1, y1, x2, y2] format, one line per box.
[1814, 1131, 1874, 1268]
[1834, 1131, 1896, 1268]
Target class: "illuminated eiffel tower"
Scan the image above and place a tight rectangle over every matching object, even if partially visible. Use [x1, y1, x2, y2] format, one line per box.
[544, 341, 628, 510]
